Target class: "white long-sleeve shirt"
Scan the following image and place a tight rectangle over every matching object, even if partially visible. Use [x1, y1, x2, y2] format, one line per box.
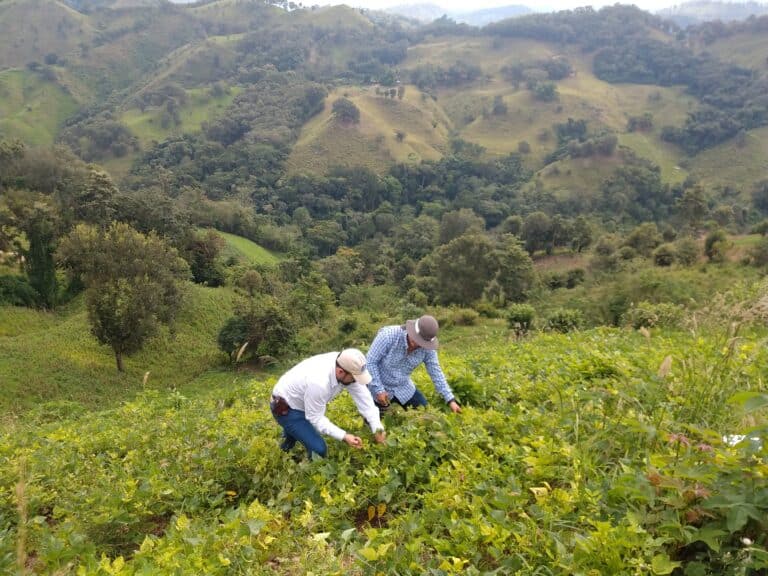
[272, 352, 383, 442]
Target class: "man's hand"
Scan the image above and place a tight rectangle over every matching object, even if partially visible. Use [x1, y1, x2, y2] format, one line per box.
[344, 434, 363, 449]
[448, 400, 462, 414]
[376, 391, 390, 406]
[374, 430, 387, 444]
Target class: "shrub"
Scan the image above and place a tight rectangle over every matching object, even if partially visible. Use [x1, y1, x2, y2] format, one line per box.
[675, 237, 699, 266]
[474, 300, 501, 318]
[545, 308, 583, 332]
[507, 303, 536, 335]
[653, 243, 676, 267]
[449, 307, 480, 326]
[749, 236, 768, 267]
[0, 275, 39, 306]
[624, 301, 685, 329]
[566, 268, 586, 288]
[704, 229, 728, 262]
[217, 316, 249, 361]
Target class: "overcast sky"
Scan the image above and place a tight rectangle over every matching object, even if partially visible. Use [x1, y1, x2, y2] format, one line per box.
[319, 1, 680, 13]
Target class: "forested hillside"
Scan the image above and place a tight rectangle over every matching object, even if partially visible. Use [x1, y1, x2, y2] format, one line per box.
[2, 1, 768, 574]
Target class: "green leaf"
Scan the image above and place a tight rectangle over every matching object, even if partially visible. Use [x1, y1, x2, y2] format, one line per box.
[359, 546, 379, 561]
[690, 526, 725, 552]
[341, 528, 356, 542]
[651, 554, 681, 574]
[247, 519, 265, 535]
[728, 391, 768, 412]
[727, 505, 749, 532]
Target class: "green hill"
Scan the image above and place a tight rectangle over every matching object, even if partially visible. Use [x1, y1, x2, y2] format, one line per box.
[0, 69, 78, 145]
[0, 0, 92, 70]
[0, 284, 237, 416]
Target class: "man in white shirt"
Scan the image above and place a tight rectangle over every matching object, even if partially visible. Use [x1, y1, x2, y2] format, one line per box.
[270, 348, 386, 459]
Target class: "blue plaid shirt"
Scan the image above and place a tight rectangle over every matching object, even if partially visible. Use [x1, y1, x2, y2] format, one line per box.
[366, 325, 455, 404]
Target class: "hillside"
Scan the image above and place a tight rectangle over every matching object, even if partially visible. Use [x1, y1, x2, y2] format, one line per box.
[1, 315, 767, 573]
[0, 284, 237, 416]
[1, 2, 767, 201]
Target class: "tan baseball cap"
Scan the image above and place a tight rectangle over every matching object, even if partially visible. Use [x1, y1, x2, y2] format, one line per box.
[336, 348, 372, 385]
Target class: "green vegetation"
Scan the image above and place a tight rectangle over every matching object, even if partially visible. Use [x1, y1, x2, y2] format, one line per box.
[1, 317, 767, 573]
[0, 70, 78, 146]
[122, 86, 241, 145]
[0, 285, 236, 416]
[3, 4, 768, 573]
[217, 231, 281, 266]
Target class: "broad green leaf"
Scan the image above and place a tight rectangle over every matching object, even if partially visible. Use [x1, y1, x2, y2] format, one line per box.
[728, 391, 768, 412]
[690, 526, 725, 551]
[651, 554, 681, 574]
[359, 546, 379, 561]
[341, 527, 356, 541]
[727, 505, 749, 532]
[247, 519, 265, 535]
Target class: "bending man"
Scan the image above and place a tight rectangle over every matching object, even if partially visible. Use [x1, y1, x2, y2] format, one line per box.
[367, 315, 461, 415]
[270, 348, 386, 459]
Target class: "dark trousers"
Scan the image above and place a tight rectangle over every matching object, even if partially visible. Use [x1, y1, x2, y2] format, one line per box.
[374, 387, 428, 416]
[270, 402, 327, 458]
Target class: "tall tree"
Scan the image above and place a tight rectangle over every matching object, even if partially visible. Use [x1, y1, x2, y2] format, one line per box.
[433, 233, 496, 305]
[21, 201, 60, 309]
[58, 223, 190, 371]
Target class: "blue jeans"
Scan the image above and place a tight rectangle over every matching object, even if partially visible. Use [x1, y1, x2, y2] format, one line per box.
[270, 403, 327, 459]
[374, 387, 428, 415]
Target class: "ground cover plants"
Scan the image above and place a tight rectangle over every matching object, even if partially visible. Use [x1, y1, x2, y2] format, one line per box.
[1, 314, 767, 574]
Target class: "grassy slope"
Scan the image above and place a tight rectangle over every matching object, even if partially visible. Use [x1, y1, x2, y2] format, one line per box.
[0, 69, 78, 145]
[0, 284, 237, 416]
[121, 86, 241, 143]
[287, 34, 696, 182]
[285, 84, 452, 176]
[0, 0, 92, 69]
[692, 29, 768, 69]
[217, 231, 282, 266]
[687, 125, 768, 194]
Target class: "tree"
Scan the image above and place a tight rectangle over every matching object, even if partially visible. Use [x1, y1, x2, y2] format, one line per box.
[225, 295, 297, 361]
[439, 208, 485, 245]
[332, 98, 361, 124]
[571, 216, 593, 252]
[58, 223, 190, 371]
[19, 201, 60, 308]
[677, 185, 709, 232]
[317, 247, 366, 298]
[752, 180, 768, 214]
[433, 233, 496, 305]
[522, 211, 552, 255]
[187, 229, 226, 286]
[624, 222, 662, 257]
[492, 234, 535, 304]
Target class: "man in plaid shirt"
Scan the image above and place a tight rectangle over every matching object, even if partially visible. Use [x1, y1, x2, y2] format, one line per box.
[366, 315, 462, 415]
